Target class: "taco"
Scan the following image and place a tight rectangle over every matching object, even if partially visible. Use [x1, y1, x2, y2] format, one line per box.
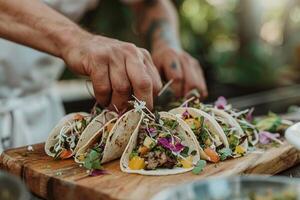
[169, 107, 231, 162]
[181, 98, 251, 158]
[212, 96, 260, 147]
[45, 110, 117, 159]
[120, 112, 201, 175]
[204, 106, 249, 157]
[75, 109, 142, 168]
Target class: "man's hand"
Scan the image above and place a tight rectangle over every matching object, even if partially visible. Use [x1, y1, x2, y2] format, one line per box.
[151, 44, 207, 98]
[0, 0, 162, 111]
[128, 0, 208, 99]
[62, 33, 162, 110]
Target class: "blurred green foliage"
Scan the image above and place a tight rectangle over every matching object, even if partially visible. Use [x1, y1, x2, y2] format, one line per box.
[62, 0, 300, 89]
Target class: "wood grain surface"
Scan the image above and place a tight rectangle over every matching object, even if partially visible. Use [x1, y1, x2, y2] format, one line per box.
[1, 141, 300, 200]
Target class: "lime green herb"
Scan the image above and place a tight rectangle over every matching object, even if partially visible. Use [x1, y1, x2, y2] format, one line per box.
[83, 148, 102, 170]
[218, 148, 232, 161]
[192, 160, 206, 175]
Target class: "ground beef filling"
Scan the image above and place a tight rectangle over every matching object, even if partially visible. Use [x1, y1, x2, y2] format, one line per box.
[144, 150, 177, 170]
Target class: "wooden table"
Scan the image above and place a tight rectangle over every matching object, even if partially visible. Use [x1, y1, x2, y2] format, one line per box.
[1, 141, 300, 200]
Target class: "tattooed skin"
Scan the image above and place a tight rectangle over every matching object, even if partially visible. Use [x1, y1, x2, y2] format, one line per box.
[145, 19, 181, 51]
[133, 0, 181, 51]
[170, 61, 177, 69]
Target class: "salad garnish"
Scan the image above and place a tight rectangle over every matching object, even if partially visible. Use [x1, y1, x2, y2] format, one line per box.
[192, 160, 206, 175]
[82, 120, 115, 172]
[50, 114, 91, 159]
[259, 131, 283, 145]
[128, 116, 197, 171]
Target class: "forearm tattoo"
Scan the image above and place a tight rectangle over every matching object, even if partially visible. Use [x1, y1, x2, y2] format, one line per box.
[145, 19, 181, 51]
[138, 0, 180, 51]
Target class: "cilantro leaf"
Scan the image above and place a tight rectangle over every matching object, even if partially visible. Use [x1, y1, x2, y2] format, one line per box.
[218, 148, 232, 161]
[192, 160, 206, 175]
[180, 146, 189, 157]
[129, 150, 139, 160]
[83, 149, 103, 170]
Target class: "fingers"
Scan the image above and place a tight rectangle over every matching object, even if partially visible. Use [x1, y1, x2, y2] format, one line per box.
[194, 62, 208, 98]
[108, 57, 132, 111]
[90, 64, 112, 107]
[162, 57, 183, 97]
[140, 48, 162, 96]
[181, 54, 208, 99]
[180, 56, 198, 95]
[125, 54, 154, 110]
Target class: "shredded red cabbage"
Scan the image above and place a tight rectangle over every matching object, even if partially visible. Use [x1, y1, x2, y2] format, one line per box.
[146, 127, 157, 137]
[246, 107, 255, 122]
[89, 169, 110, 177]
[259, 131, 280, 144]
[215, 96, 227, 109]
[158, 137, 185, 153]
[182, 110, 190, 119]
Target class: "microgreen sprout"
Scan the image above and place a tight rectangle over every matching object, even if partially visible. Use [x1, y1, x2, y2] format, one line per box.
[158, 79, 174, 96]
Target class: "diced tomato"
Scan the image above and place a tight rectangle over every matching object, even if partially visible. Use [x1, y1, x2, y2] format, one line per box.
[73, 114, 84, 121]
[204, 148, 220, 163]
[60, 149, 73, 159]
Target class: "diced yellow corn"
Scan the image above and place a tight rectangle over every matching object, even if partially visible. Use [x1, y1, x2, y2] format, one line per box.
[184, 118, 200, 129]
[129, 156, 145, 170]
[235, 145, 246, 155]
[180, 156, 193, 168]
[77, 154, 86, 162]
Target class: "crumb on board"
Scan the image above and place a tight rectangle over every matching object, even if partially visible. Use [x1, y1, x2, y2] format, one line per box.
[55, 171, 63, 176]
[27, 145, 34, 151]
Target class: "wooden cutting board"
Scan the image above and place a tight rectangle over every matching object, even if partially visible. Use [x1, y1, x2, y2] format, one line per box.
[0, 141, 300, 200]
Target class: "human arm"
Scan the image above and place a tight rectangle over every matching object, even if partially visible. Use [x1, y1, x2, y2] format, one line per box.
[128, 0, 207, 98]
[0, 0, 162, 110]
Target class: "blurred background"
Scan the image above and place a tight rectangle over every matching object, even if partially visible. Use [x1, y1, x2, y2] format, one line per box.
[59, 0, 300, 115]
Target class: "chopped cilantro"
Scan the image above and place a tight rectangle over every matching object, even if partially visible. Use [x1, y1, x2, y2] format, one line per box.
[255, 113, 282, 132]
[229, 135, 239, 149]
[83, 148, 103, 170]
[218, 148, 232, 161]
[163, 119, 179, 130]
[180, 146, 189, 157]
[192, 160, 206, 175]
[129, 149, 139, 159]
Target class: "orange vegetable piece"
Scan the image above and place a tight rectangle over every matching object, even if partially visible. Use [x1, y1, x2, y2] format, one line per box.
[106, 122, 115, 133]
[73, 114, 84, 121]
[204, 148, 220, 163]
[138, 146, 149, 155]
[60, 149, 73, 159]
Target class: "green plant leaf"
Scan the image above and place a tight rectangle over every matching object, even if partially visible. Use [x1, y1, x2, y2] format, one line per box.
[218, 148, 232, 161]
[192, 160, 206, 175]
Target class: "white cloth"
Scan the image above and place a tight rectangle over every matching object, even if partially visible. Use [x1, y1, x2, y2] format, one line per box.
[0, 0, 99, 151]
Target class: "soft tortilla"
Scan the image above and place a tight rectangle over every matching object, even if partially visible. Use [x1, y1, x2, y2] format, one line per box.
[120, 112, 201, 176]
[45, 110, 117, 158]
[75, 109, 142, 164]
[44, 112, 89, 157]
[75, 110, 117, 152]
[169, 107, 229, 160]
[208, 108, 248, 152]
[75, 118, 117, 163]
[209, 108, 244, 136]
